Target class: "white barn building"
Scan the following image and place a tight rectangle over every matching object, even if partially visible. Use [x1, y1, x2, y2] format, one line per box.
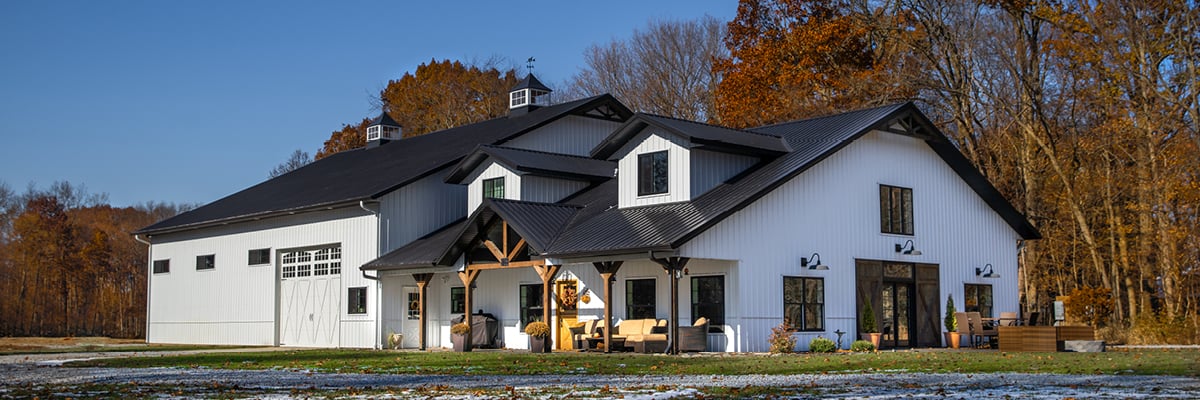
[137, 75, 1039, 352]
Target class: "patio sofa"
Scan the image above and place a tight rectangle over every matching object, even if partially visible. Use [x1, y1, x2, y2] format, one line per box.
[613, 319, 668, 353]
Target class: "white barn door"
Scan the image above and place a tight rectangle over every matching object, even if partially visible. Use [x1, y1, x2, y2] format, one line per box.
[401, 287, 421, 348]
[279, 246, 342, 347]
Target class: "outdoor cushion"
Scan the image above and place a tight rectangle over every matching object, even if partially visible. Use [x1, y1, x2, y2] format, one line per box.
[694, 317, 708, 327]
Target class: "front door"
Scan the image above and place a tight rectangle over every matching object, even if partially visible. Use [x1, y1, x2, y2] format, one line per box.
[401, 287, 421, 348]
[555, 280, 578, 350]
[881, 282, 914, 348]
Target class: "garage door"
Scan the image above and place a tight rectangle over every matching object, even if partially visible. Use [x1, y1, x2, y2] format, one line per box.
[279, 245, 341, 347]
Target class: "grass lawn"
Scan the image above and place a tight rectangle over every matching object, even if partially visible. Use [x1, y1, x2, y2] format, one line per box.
[68, 348, 1199, 376]
[0, 337, 250, 356]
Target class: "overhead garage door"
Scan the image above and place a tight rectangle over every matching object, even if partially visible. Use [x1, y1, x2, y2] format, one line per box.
[279, 245, 341, 347]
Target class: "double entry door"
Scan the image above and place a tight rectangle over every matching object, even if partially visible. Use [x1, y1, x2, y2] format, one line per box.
[856, 260, 940, 349]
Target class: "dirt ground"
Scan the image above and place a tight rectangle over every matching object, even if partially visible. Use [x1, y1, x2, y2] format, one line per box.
[0, 337, 145, 352]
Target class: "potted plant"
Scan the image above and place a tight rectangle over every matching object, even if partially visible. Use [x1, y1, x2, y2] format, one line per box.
[525, 321, 551, 353]
[450, 322, 470, 352]
[859, 302, 881, 349]
[944, 295, 960, 349]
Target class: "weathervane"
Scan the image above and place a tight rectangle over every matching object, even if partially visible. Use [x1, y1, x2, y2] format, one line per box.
[526, 57, 536, 73]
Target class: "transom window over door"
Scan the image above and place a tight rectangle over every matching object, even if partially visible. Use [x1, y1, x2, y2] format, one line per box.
[880, 184, 914, 235]
[280, 245, 342, 279]
[482, 177, 504, 199]
[626, 278, 656, 319]
[637, 151, 669, 196]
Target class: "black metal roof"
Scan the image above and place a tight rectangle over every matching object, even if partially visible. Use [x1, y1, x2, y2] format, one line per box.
[137, 94, 630, 235]
[362, 102, 1040, 268]
[369, 112, 401, 127]
[592, 113, 792, 159]
[510, 73, 551, 92]
[444, 145, 616, 184]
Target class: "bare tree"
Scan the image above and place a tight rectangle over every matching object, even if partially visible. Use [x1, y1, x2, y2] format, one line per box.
[565, 16, 727, 122]
[269, 149, 312, 178]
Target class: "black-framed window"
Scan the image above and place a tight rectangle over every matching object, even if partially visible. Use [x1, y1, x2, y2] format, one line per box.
[450, 287, 465, 314]
[482, 177, 505, 199]
[348, 287, 367, 314]
[626, 278, 656, 319]
[196, 254, 215, 270]
[879, 185, 914, 235]
[783, 276, 824, 331]
[964, 284, 993, 318]
[637, 151, 669, 196]
[152, 259, 170, 274]
[248, 248, 270, 265]
[691, 275, 725, 332]
[519, 284, 544, 329]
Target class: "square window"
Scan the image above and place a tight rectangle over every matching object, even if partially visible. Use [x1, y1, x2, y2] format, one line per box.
[880, 185, 914, 235]
[196, 255, 215, 270]
[152, 259, 170, 274]
[482, 177, 505, 199]
[248, 249, 270, 265]
[348, 287, 367, 314]
[637, 151, 669, 196]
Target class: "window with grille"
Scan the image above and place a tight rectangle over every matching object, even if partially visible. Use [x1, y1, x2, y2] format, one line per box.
[783, 276, 824, 331]
[482, 177, 505, 199]
[880, 185, 914, 235]
[280, 245, 341, 279]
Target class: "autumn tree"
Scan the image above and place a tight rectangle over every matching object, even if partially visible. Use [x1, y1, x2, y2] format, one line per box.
[565, 16, 727, 122]
[315, 118, 371, 160]
[269, 149, 312, 177]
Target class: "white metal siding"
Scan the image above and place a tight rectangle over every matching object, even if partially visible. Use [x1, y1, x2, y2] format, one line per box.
[378, 170, 467, 253]
[147, 207, 379, 347]
[616, 129, 692, 208]
[680, 130, 1022, 352]
[690, 149, 758, 198]
[500, 115, 622, 156]
[520, 176, 590, 204]
[466, 162, 521, 213]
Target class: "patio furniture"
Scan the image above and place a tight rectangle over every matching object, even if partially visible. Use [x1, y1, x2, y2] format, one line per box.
[677, 317, 709, 352]
[1025, 312, 1040, 326]
[571, 319, 602, 350]
[998, 326, 1057, 352]
[451, 312, 499, 348]
[967, 312, 997, 348]
[612, 318, 668, 353]
[998, 312, 1019, 326]
[954, 312, 974, 347]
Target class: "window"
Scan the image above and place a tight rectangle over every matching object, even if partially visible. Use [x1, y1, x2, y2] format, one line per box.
[248, 248, 270, 265]
[450, 287, 465, 314]
[367, 125, 380, 141]
[407, 292, 420, 320]
[482, 177, 505, 199]
[879, 185, 914, 235]
[510, 90, 527, 108]
[196, 255, 215, 270]
[691, 275, 725, 332]
[280, 245, 341, 279]
[964, 284, 993, 318]
[152, 259, 170, 274]
[626, 278, 656, 319]
[519, 284, 544, 329]
[783, 276, 824, 331]
[348, 287, 367, 314]
[637, 151, 669, 196]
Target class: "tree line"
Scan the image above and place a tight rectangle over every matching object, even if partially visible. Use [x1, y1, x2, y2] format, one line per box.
[0, 181, 190, 337]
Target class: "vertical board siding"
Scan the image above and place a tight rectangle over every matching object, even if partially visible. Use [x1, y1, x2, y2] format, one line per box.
[690, 150, 759, 198]
[616, 129, 692, 208]
[147, 207, 379, 347]
[466, 162, 521, 213]
[680, 130, 1022, 352]
[501, 115, 622, 156]
[520, 176, 590, 204]
[379, 171, 467, 253]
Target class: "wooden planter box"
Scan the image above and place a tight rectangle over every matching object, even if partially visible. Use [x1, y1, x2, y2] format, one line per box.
[998, 326, 1095, 352]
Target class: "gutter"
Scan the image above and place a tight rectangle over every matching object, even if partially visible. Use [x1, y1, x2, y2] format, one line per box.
[133, 234, 152, 343]
[359, 200, 383, 349]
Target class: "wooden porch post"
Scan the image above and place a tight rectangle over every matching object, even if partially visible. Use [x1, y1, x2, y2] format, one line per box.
[651, 256, 689, 355]
[593, 261, 623, 353]
[412, 273, 434, 351]
[458, 269, 480, 351]
[533, 264, 560, 348]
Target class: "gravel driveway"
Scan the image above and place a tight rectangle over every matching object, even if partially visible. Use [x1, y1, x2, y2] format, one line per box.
[2, 351, 1197, 398]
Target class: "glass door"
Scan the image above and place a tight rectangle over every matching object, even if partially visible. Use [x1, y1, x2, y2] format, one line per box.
[881, 282, 914, 349]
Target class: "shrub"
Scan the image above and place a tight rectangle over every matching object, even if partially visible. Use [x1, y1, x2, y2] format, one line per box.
[767, 320, 797, 353]
[808, 337, 837, 353]
[850, 340, 875, 352]
[451, 322, 470, 335]
[524, 321, 551, 338]
[944, 295, 957, 332]
[860, 302, 878, 333]
[1064, 286, 1114, 327]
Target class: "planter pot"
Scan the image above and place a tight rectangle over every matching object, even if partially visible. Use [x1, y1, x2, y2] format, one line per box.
[451, 334, 470, 352]
[529, 335, 549, 353]
[860, 333, 881, 349]
[945, 332, 961, 349]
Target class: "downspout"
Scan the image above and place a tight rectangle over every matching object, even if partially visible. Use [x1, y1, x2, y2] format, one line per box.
[133, 234, 152, 343]
[360, 200, 383, 349]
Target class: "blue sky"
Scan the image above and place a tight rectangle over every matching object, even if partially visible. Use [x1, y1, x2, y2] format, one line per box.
[0, 1, 737, 207]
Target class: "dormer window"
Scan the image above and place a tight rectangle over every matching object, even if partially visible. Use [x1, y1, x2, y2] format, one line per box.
[637, 151, 669, 196]
[483, 177, 505, 199]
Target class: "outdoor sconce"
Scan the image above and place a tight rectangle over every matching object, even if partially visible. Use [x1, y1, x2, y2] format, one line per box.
[976, 264, 999, 278]
[895, 240, 922, 255]
[801, 253, 829, 270]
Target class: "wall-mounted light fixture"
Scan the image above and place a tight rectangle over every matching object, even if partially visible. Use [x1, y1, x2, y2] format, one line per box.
[976, 264, 999, 278]
[895, 240, 922, 255]
[801, 253, 829, 270]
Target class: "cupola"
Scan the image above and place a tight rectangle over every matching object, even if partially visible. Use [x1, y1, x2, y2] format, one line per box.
[366, 112, 402, 148]
[509, 73, 552, 116]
